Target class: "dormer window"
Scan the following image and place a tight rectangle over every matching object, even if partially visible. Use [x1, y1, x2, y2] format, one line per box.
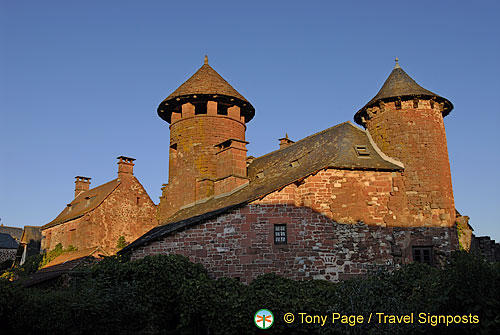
[354, 145, 370, 157]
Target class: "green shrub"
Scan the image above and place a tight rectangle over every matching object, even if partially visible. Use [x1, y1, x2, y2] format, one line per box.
[0, 252, 497, 335]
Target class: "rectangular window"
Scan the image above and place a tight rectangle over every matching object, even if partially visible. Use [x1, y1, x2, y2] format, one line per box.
[274, 224, 287, 245]
[354, 145, 370, 157]
[412, 246, 433, 266]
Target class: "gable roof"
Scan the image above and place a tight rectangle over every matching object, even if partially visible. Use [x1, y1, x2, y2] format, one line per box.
[157, 59, 255, 123]
[42, 179, 121, 230]
[121, 122, 403, 253]
[0, 233, 19, 249]
[0, 225, 23, 242]
[354, 65, 453, 125]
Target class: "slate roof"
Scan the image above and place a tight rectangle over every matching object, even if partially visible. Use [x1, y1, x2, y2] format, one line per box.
[157, 58, 255, 123]
[42, 246, 106, 268]
[0, 225, 23, 242]
[0, 233, 19, 249]
[42, 179, 121, 230]
[19, 226, 42, 258]
[21, 226, 42, 245]
[22, 259, 84, 288]
[121, 122, 403, 253]
[354, 65, 453, 125]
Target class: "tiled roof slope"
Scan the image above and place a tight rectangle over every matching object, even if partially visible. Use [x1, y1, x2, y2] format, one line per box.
[158, 59, 255, 123]
[0, 233, 19, 249]
[42, 179, 121, 230]
[22, 247, 105, 287]
[121, 122, 403, 253]
[42, 246, 105, 268]
[354, 66, 453, 125]
[21, 226, 41, 244]
[0, 226, 23, 242]
[165, 62, 249, 103]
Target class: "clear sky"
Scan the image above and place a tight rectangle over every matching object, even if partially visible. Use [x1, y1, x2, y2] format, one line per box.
[1, 1, 499, 241]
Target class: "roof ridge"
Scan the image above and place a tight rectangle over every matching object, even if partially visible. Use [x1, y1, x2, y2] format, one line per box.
[42, 179, 121, 229]
[249, 122, 351, 164]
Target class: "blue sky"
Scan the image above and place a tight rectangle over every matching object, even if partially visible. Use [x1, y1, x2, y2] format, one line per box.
[1, 1, 499, 241]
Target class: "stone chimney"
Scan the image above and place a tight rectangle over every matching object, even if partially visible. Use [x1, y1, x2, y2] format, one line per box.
[279, 134, 295, 149]
[214, 139, 249, 196]
[117, 156, 135, 179]
[75, 176, 91, 198]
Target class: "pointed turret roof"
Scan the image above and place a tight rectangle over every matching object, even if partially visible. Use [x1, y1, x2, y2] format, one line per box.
[354, 60, 453, 125]
[158, 57, 255, 123]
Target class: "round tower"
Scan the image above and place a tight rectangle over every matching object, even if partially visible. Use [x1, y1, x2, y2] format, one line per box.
[157, 56, 255, 222]
[354, 59, 455, 227]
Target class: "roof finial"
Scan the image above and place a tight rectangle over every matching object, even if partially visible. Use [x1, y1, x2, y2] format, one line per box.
[394, 57, 401, 69]
[285, 133, 289, 139]
[204, 55, 208, 65]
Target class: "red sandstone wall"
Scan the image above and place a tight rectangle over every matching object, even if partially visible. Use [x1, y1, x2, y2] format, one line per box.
[254, 168, 408, 227]
[43, 177, 157, 254]
[131, 204, 457, 283]
[364, 99, 455, 227]
[158, 112, 246, 222]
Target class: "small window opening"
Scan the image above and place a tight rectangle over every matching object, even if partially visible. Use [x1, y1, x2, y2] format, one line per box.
[290, 160, 300, 168]
[256, 172, 265, 179]
[85, 196, 94, 206]
[274, 224, 287, 245]
[354, 145, 370, 157]
[217, 104, 229, 116]
[136, 197, 140, 205]
[194, 102, 207, 115]
[395, 99, 402, 109]
[216, 139, 232, 151]
[413, 98, 419, 108]
[170, 143, 177, 152]
[412, 246, 433, 266]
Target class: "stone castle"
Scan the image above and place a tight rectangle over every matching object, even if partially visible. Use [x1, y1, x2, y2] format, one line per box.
[42, 57, 473, 281]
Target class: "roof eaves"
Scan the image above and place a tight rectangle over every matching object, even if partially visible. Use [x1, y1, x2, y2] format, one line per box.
[119, 203, 245, 254]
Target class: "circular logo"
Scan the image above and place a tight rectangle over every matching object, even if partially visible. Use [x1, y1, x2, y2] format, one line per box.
[254, 309, 274, 329]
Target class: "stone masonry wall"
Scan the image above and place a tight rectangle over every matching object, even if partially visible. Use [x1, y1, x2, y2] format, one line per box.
[253, 168, 408, 227]
[364, 99, 456, 227]
[131, 204, 458, 283]
[43, 176, 157, 254]
[158, 107, 246, 222]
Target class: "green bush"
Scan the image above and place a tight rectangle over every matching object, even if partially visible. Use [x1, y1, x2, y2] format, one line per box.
[39, 243, 77, 268]
[0, 252, 498, 335]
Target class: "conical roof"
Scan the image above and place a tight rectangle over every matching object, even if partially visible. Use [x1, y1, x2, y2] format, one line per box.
[354, 62, 453, 125]
[158, 57, 255, 123]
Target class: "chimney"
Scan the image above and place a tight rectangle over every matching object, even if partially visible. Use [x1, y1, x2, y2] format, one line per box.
[117, 156, 135, 179]
[279, 134, 295, 149]
[214, 139, 249, 196]
[75, 176, 91, 198]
